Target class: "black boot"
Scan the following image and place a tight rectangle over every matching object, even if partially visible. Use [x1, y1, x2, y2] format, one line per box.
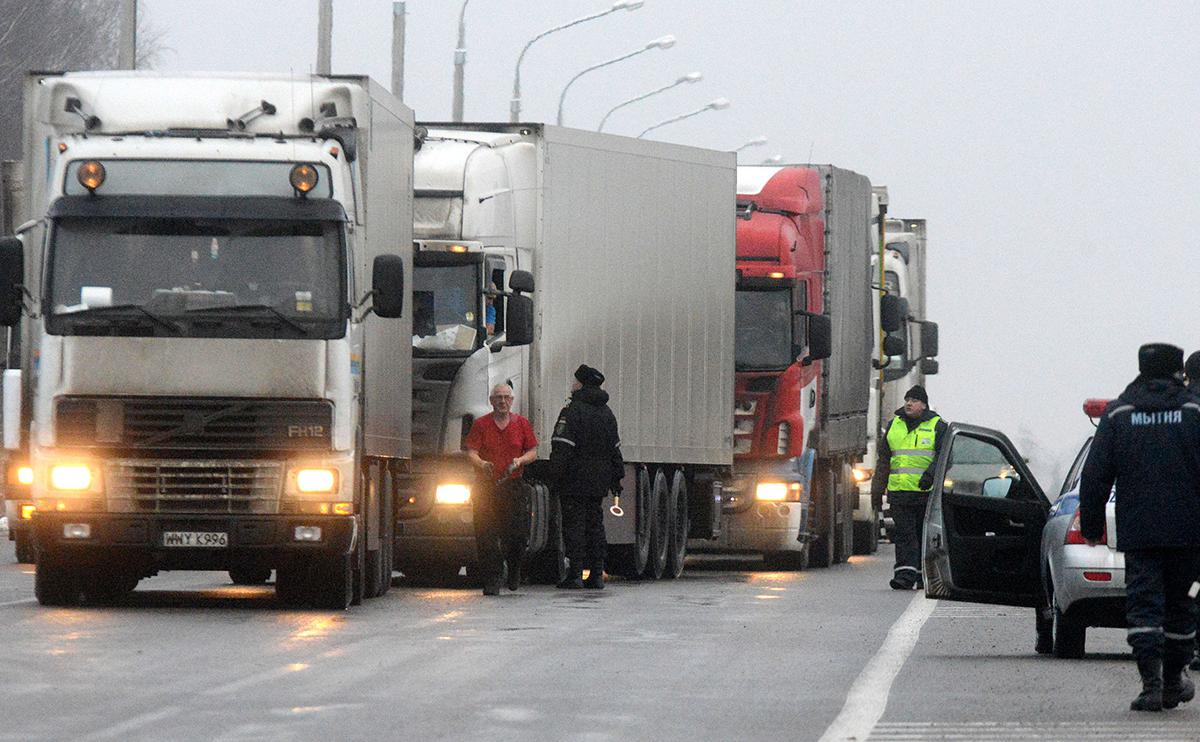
[505, 555, 522, 592]
[584, 562, 605, 590]
[1130, 656, 1164, 712]
[482, 562, 505, 596]
[556, 561, 584, 590]
[1163, 644, 1196, 709]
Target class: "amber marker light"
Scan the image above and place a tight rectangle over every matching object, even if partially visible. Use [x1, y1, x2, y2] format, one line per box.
[77, 161, 106, 192]
[19, 504, 35, 520]
[289, 163, 319, 194]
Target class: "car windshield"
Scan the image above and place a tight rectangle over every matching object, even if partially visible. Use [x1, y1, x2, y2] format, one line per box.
[413, 263, 481, 354]
[735, 289, 793, 371]
[47, 216, 345, 339]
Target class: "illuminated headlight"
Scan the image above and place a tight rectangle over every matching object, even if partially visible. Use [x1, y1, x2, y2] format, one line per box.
[295, 468, 338, 494]
[16, 466, 33, 486]
[50, 464, 93, 492]
[435, 483, 471, 505]
[776, 422, 791, 455]
[852, 466, 872, 483]
[755, 482, 802, 502]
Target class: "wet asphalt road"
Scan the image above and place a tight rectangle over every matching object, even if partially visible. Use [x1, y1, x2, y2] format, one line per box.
[0, 535, 1196, 741]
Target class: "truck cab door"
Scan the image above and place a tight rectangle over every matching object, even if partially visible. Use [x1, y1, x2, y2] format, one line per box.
[923, 423, 1049, 607]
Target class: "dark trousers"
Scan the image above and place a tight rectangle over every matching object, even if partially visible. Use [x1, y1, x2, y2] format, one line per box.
[890, 495, 928, 586]
[473, 479, 531, 581]
[560, 496, 606, 567]
[1123, 548, 1200, 665]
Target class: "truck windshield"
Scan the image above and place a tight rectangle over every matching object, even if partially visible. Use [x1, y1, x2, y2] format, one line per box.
[46, 217, 345, 339]
[735, 289, 793, 371]
[413, 263, 482, 354]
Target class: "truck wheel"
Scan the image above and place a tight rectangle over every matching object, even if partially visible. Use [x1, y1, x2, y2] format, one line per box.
[82, 571, 138, 605]
[763, 550, 808, 570]
[527, 496, 568, 585]
[14, 532, 35, 564]
[852, 516, 879, 555]
[1053, 604, 1086, 659]
[642, 469, 670, 579]
[275, 565, 310, 606]
[35, 560, 82, 606]
[608, 467, 652, 578]
[229, 567, 272, 585]
[664, 470, 689, 579]
[808, 468, 836, 568]
[314, 554, 354, 610]
[832, 466, 853, 563]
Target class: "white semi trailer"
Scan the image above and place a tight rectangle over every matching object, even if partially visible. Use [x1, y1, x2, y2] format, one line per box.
[395, 123, 734, 582]
[0, 72, 414, 609]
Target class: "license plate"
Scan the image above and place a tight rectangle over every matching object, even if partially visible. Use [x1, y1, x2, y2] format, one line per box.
[162, 531, 228, 548]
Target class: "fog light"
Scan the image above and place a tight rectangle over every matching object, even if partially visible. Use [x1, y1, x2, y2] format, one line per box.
[19, 503, 35, 520]
[62, 523, 91, 539]
[50, 464, 93, 491]
[435, 483, 471, 505]
[293, 525, 323, 542]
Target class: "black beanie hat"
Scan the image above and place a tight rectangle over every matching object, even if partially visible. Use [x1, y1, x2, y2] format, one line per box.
[1186, 350, 1200, 381]
[574, 364, 605, 387]
[904, 385, 929, 405]
[1138, 343, 1183, 379]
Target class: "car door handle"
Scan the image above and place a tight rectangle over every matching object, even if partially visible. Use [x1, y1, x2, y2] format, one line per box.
[1006, 518, 1025, 527]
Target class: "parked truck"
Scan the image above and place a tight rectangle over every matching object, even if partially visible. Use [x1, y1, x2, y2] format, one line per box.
[0, 71, 414, 608]
[394, 123, 734, 582]
[703, 165, 873, 569]
[853, 195, 940, 553]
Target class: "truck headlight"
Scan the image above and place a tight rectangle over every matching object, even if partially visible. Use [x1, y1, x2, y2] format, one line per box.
[755, 482, 802, 502]
[435, 483, 471, 505]
[50, 464, 93, 492]
[852, 466, 872, 483]
[295, 468, 338, 494]
[16, 466, 33, 486]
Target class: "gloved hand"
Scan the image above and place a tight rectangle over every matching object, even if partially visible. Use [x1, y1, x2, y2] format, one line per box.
[918, 470, 934, 491]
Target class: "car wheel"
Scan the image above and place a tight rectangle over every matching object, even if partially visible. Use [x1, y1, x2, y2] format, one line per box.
[1053, 604, 1086, 659]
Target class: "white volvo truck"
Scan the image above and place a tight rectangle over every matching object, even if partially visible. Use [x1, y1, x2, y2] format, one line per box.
[0, 71, 414, 608]
[394, 123, 734, 583]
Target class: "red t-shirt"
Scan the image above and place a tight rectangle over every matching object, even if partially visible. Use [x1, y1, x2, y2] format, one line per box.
[464, 413, 538, 482]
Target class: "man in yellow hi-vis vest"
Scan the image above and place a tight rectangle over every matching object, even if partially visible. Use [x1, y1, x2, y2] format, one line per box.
[871, 385, 948, 590]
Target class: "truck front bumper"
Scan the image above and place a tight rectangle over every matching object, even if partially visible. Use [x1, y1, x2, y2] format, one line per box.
[32, 512, 355, 571]
[702, 460, 810, 554]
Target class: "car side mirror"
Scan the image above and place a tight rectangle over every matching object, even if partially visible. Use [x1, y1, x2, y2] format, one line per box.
[504, 294, 534, 347]
[0, 237, 24, 327]
[880, 295, 908, 333]
[802, 314, 832, 366]
[920, 358, 939, 375]
[982, 476, 1013, 498]
[371, 254, 405, 318]
[509, 269, 534, 294]
[882, 333, 906, 358]
[920, 320, 939, 358]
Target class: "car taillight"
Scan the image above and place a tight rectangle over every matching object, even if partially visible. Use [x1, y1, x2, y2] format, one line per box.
[1064, 509, 1106, 545]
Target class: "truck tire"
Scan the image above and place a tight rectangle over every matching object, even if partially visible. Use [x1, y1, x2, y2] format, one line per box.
[527, 496, 568, 585]
[664, 470, 689, 579]
[14, 532, 35, 564]
[833, 465, 854, 564]
[852, 515, 880, 555]
[608, 466, 651, 578]
[313, 554, 354, 610]
[229, 567, 272, 585]
[643, 469, 670, 579]
[82, 572, 139, 604]
[275, 564, 310, 606]
[808, 468, 836, 568]
[762, 550, 808, 571]
[35, 560, 82, 606]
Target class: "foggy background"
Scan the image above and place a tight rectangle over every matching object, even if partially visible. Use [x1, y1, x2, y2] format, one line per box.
[11, 1, 1200, 488]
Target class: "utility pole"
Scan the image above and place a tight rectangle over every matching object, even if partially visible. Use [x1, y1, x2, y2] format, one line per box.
[117, 0, 137, 69]
[452, 0, 469, 121]
[317, 0, 333, 75]
[392, 2, 406, 99]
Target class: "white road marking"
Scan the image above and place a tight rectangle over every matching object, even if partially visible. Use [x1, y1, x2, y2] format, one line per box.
[818, 593, 937, 742]
[0, 598, 36, 608]
[869, 721, 1198, 741]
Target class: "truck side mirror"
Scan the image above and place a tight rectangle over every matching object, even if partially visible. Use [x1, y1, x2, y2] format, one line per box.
[920, 321, 939, 358]
[802, 314, 832, 366]
[371, 254, 405, 318]
[920, 358, 939, 375]
[509, 269, 534, 294]
[504, 294, 534, 347]
[0, 237, 24, 327]
[882, 333, 906, 358]
[880, 295, 907, 333]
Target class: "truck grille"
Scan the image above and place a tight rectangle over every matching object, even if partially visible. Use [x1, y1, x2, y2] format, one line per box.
[106, 460, 283, 513]
[56, 397, 333, 451]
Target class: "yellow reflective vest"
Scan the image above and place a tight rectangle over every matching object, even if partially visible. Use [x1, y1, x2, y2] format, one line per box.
[885, 414, 941, 492]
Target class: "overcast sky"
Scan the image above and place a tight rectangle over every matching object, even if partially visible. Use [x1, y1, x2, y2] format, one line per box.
[142, 0, 1199, 487]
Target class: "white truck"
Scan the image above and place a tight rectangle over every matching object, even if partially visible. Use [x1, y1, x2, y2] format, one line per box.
[395, 123, 734, 582]
[853, 189, 939, 553]
[0, 71, 414, 608]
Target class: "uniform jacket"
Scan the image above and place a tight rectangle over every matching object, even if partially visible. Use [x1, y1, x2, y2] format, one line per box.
[549, 386, 624, 499]
[1079, 377, 1200, 550]
[870, 408, 949, 508]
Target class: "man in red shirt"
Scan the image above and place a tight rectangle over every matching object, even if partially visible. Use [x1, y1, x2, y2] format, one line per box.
[464, 383, 538, 595]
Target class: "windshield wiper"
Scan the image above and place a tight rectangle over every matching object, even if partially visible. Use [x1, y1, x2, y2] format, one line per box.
[59, 304, 181, 334]
[184, 304, 310, 335]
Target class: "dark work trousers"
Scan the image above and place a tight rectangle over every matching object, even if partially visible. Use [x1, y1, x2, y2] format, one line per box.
[889, 495, 928, 586]
[1123, 548, 1200, 666]
[473, 479, 532, 582]
[560, 496, 607, 567]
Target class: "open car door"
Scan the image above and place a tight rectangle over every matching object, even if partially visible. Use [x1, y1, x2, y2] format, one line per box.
[923, 423, 1050, 607]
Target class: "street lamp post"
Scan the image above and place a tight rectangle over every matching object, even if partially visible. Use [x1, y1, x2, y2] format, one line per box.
[557, 35, 676, 127]
[452, 0, 470, 121]
[510, 0, 644, 123]
[636, 97, 731, 139]
[733, 136, 768, 154]
[596, 71, 701, 132]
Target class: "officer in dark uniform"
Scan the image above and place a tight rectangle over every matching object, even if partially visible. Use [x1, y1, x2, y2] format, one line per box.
[870, 385, 948, 590]
[550, 365, 624, 590]
[1185, 349, 1200, 672]
[1080, 343, 1200, 712]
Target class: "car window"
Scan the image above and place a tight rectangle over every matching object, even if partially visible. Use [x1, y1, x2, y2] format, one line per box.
[944, 433, 1036, 501]
[1058, 437, 1093, 498]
